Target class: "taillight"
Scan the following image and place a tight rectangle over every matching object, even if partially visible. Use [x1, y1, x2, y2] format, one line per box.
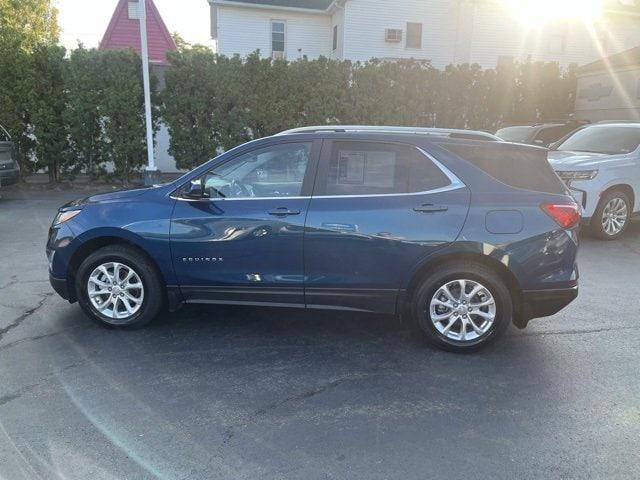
[541, 202, 581, 229]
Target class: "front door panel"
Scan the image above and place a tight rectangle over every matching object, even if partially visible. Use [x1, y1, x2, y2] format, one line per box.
[171, 198, 310, 305]
[170, 140, 319, 306]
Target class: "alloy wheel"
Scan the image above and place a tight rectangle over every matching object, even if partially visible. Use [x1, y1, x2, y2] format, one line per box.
[87, 262, 144, 320]
[429, 279, 497, 342]
[601, 197, 628, 237]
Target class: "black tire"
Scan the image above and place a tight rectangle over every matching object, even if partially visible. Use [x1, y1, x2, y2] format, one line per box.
[590, 190, 632, 241]
[75, 244, 164, 329]
[411, 261, 512, 353]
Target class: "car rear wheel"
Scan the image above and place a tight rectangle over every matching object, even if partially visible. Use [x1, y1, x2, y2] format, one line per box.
[412, 262, 512, 352]
[591, 190, 631, 240]
[76, 245, 164, 328]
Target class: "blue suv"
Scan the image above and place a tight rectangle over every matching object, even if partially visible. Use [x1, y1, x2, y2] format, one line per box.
[48, 127, 580, 352]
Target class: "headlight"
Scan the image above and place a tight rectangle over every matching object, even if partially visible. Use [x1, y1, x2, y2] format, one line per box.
[53, 210, 81, 226]
[556, 170, 598, 183]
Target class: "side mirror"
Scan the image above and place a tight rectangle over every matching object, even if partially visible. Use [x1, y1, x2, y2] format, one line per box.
[548, 141, 560, 151]
[183, 179, 204, 199]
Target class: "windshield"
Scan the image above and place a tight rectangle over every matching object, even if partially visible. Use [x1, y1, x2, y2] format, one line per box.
[556, 126, 640, 155]
[496, 126, 535, 143]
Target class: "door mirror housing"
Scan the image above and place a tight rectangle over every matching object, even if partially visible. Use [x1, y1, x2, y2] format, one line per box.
[182, 179, 204, 199]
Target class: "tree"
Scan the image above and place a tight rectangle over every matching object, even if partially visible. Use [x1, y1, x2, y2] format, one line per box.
[26, 45, 68, 181]
[0, 0, 59, 52]
[65, 47, 108, 178]
[99, 50, 157, 184]
[0, 0, 60, 179]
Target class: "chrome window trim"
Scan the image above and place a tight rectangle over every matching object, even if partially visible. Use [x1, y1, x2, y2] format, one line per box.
[172, 147, 465, 202]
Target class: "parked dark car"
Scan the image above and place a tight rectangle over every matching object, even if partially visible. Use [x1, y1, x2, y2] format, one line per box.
[0, 124, 20, 186]
[47, 126, 580, 352]
[496, 122, 587, 147]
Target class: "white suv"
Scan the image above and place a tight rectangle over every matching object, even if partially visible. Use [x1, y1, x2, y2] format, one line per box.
[548, 123, 640, 240]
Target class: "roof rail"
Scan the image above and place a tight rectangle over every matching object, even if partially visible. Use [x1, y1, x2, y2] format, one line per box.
[276, 125, 501, 141]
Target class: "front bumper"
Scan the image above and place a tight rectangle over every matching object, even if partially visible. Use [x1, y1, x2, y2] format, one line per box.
[0, 168, 20, 186]
[49, 272, 72, 300]
[515, 286, 579, 328]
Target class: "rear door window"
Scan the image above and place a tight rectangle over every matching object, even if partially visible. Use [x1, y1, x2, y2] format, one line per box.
[441, 143, 566, 194]
[316, 141, 450, 196]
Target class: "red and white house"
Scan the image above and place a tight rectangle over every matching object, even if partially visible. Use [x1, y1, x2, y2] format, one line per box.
[100, 0, 181, 172]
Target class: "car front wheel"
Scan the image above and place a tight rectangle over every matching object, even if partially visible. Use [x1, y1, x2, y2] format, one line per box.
[76, 245, 164, 328]
[412, 262, 512, 352]
[591, 190, 631, 240]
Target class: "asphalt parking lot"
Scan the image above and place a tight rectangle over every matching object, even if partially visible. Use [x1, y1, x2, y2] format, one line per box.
[1, 187, 639, 480]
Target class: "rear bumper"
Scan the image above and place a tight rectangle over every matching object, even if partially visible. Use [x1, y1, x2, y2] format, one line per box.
[49, 272, 72, 301]
[515, 286, 578, 328]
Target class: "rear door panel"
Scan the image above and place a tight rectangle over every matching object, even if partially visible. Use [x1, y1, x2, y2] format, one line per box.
[303, 140, 470, 314]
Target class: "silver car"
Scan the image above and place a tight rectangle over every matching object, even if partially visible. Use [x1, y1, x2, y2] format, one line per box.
[548, 123, 640, 240]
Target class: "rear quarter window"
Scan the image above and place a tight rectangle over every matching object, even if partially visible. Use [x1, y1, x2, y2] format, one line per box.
[441, 143, 566, 194]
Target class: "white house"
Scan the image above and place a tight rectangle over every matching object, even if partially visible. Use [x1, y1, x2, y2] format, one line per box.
[208, 0, 640, 69]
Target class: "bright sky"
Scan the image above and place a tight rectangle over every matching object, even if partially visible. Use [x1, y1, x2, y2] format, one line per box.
[55, 0, 214, 50]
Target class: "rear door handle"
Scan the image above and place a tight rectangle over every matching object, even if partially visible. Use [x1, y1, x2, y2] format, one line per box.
[414, 204, 449, 213]
[268, 207, 301, 217]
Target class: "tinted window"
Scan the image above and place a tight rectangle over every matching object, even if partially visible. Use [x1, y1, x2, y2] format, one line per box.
[321, 142, 449, 196]
[201, 142, 311, 199]
[495, 126, 535, 143]
[442, 143, 566, 194]
[557, 125, 640, 154]
[533, 125, 572, 146]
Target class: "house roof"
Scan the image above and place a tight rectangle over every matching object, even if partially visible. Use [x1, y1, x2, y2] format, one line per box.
[579, 46, 640, 74]
[100, 0, 177, 65]
[211, 0, 334, 11]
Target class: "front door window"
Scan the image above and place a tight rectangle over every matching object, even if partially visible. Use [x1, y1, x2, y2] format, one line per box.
[200, 142, 311, 199]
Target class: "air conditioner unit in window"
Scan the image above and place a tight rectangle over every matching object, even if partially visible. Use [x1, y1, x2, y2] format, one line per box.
[385, 29, 403, 43]
[272, 51, 285, 60]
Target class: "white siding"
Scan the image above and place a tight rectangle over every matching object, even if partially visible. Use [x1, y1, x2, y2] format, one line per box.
[468, 3, 640, 68]
[213, 1, 640, 69]
[342, 0, 458, 67]
[216, 5, 331, 60]
[575, 67, 640, 122]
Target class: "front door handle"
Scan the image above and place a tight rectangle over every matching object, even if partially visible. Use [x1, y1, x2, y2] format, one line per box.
[268, 207, 301, 217]
[414, 204, 449, 213]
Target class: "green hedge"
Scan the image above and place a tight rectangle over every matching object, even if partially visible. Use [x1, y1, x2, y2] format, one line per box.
[0, 46, 154, 183]
[162, 50, 577, 170]
[0, 42, 577, 180]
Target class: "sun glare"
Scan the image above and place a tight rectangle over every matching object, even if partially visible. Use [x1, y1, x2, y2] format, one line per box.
[505, 0, 603, 27]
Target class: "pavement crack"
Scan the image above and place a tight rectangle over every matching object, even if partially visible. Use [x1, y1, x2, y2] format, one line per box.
[515, 325, 636, 337]
[0, 292, 54, 343]
[0, 276, 18, 290]
[223, 373, 371, 445]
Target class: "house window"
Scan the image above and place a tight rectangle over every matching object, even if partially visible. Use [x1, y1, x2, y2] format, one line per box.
[548, 34, 566, 54]
[128, 1, 140, 20]
[406, 22, 422, 49]
[271, 21, 286, 59]
[333, 25, 338, 51]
